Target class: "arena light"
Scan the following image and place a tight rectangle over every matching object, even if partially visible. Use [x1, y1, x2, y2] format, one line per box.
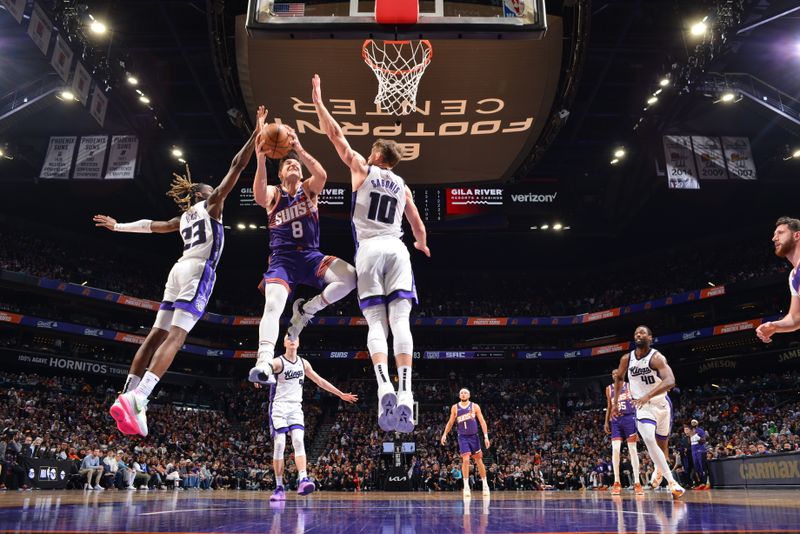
[58, 90, 75, 101]
[89, 19, 107, 35]
[659, 77, 670, 87]
[126, 74, 138, 86]
[553, 223, 563, 231]
[139, 95, 150, 104]
[614, 148, 626, 158]
[171, 148, 183, 158]
[794, 149, 800, 159]
[0, 148, 4, 158]
[647, 96, 658, 105]
[707, 282, 716, 287]
[178, 158, 187, 164]
[530, 226, 538, 230]
[720, 92, 736, 102]
[654, 89, 663, 96]
[236, 223, 246, 230]
[563, 226, 571, 230]
[690, 19, 708, 37]
[540, 224, 549, 230]
[610, 158, 619, 165]
[248, 223, 257, 229]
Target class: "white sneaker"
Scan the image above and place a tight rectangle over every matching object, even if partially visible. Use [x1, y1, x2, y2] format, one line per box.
[287, 298, 314, 341]
[463, 485, 471, 498]
[669, 481, 685, 499]
[126, 485, 136, 491]
[140, 486, 149, 491]
[248, 354, 276, 385]
[394, 392, 415, 433]
[116, 391, 149, 437]
[377, 382, 398, 432]
[482, 482, 490, 497]
[93, 485, 104, 491]
[84, 483, 91, 490]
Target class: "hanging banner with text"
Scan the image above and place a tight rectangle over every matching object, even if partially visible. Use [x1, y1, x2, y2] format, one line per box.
[1, 0, 27, 23]
[40, 136, 76, 179]
[50, 35, 74, 83]
[72, 136, 108, 179]
[663, 136, 700, 189]
[90, 86, 108, 127]
[71, 62, 92, 106]
[722, 137, 757, 180]
[27, 3, 52, 55]
[691, 136, 728, 180]
[104, 136, 138, 179]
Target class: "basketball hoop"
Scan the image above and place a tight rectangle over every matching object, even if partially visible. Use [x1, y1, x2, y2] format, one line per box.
[362, 39, 433, 116]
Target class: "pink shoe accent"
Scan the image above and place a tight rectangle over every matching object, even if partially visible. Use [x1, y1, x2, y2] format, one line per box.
[116, 394, 144, 436]
[109, 401, 138, 435]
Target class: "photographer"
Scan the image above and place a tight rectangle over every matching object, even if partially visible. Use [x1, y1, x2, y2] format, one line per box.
[1, 428, 31, 491]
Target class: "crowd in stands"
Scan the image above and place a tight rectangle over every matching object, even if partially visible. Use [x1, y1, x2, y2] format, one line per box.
[3, 368, 798, 493]
[0, 224, 788, 319]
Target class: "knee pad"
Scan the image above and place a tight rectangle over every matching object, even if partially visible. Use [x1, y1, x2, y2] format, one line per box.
[325, 259, 357, 291]
[363, 305, 389, 355]
[273, 433, 286, 460]
[290, 429, 306, 458]
[389, 299, 413, 355]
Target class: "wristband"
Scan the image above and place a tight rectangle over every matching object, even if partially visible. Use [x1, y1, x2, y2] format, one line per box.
[114, 219, 153, 233]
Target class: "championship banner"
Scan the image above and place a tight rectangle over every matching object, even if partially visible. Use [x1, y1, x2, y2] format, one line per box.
[27, 3, 52, 55]
[104, 135, 138, 179]
[1, 0, 26, 23]
[71, 62, 92, 105]
[692, 136, 728, 180]
[40, 136, 76, 179]
[722, 137, 757, 180]
[663, 136, 699, 189]
[72, 136, 108, 179]
[90, 86, 108, 127]
[50, 35, 74, 82]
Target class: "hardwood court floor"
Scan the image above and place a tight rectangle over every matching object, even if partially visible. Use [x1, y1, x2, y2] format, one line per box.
[1, 488, 799, 533]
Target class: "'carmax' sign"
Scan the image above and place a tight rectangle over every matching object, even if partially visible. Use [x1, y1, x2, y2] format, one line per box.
[710, 452, 800, 488]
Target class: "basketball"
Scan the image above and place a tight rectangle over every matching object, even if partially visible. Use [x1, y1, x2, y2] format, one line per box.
[258, 123, 292, 159]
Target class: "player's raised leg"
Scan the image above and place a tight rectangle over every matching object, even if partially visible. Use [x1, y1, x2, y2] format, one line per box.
[288, 258, 356, 340]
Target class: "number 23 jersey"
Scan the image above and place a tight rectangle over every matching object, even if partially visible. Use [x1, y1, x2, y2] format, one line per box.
[352, 165, 407, 243]
[627, 349, 665, 402]
[179, 200, 224, 268]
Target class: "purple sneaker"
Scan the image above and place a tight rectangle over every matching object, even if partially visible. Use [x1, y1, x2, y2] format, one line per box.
[297, 477, 316, 496]
[269, 486, 286, 501]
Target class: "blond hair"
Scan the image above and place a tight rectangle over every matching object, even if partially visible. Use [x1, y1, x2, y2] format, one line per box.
[166, 165, 202, 212]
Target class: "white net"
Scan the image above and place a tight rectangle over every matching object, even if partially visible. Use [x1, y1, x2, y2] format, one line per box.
[362, 39, 433, 116]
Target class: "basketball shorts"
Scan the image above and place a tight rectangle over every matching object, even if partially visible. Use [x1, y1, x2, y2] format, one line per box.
[458, 434, 482, 455]
[610, 413, 638, 441]
[355, 236, 417, 309]
[260, 249, 335, 294]
[154, 258, 215, 333]
[635, 396, 672, 440]
[269, 401, 305, 437]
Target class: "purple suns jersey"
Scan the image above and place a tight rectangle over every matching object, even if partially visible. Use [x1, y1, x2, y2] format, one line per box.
[268, 184, 320, 250]
[456, 402, 479, 436]
[608, 383, 635, 416]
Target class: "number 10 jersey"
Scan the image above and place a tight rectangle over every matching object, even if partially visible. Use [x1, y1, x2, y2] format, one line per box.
[352, 165, 407, 242]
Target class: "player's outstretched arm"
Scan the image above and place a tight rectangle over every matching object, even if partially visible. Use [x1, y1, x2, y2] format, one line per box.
[311, 75, 368, 187]
[283, 125, 328, 196]
[206, 106, 264, 219]
[632, 352, 675, 408]
[303, 361, 358, 403]
[757, 295, 800, 342]
[603, 386, 613, 434]
[93, 214, 180, 234]
[253, 106, 277, 210]
[440, 405, 457, 445]
[474, 403, 490, 448]
[611, 355, 629, 418]
[403, 186, 430, 257]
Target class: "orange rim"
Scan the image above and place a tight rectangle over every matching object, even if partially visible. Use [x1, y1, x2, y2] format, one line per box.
[362, 39, 433, 75]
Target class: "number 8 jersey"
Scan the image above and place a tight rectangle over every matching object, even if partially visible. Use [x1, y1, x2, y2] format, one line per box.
[352, 166, 407, 242]
[268, 184, 320, 250]
[627, 349, 665, 402]
[179, 200, 225, 268]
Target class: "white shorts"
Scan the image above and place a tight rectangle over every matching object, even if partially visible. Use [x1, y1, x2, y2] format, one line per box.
[635, 396, 673, 439]
[355, 236, 417, 309]
[153, 258, 216, 333]
[269, 401, 304, 436]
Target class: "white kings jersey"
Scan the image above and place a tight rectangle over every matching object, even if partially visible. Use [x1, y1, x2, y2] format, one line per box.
[352, 165, 407, 242]
[178, 201, 224, 268]
[627, 349, 666, 402]
[271, 355, 305, 404]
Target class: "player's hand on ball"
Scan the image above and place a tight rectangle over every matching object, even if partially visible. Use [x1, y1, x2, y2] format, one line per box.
[756, 322, 775, 343]
[340, 392, 358, 404]
[256, 105, 268, 131]
[284, 125, 302, 152]
[414, 242, 431, 257]
[93, 214, 117, 230]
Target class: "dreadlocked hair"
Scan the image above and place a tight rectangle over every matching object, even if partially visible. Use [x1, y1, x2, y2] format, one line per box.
[166, 166, 201, 212]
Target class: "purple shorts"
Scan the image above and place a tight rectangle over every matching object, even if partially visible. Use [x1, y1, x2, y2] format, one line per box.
[610, 414, 638, 441]
[260, 249, 335, 294]
[458, 434, 482, 455]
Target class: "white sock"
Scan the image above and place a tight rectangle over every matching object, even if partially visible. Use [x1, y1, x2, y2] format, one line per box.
[612, 440, 621, 484]
[276, 475, 283, 488]
[397, 365, 412, 394]
[301, 295, 325, 315]
[638, 423, 676, 485]
[123, 374, 140, 393]
[374, 363, 390, 385]
[629, 442, 641, 484]
[257, 341, 275, 362]
[134, 371, 160, 400]
[298, 470, 307, 480]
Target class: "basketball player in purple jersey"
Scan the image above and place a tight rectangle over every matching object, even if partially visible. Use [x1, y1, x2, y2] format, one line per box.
[248, 113, 356, 385]
[441, 389, 490, 497]
[605, 369, 643, 495]
[757, 217, 800, 343]
[312, 74, 430, 433]
[93, 107, 263, 437]
[612, 326, 685, 498]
